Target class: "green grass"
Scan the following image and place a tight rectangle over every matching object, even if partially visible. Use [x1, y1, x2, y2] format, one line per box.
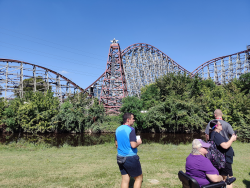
[0, 141, 249, 188]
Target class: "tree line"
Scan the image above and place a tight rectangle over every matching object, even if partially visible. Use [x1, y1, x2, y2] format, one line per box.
[0, 91, 105, 134]
[0, 73, 249, 142]
[120, 72, 250, 142]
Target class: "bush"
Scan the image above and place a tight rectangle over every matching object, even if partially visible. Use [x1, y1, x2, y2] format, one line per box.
[119, 96, 145, 129]
[117, 73, 250, 140]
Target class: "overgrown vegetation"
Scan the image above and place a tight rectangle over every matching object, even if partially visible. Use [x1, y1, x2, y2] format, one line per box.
[0, 91, 106, 134]
[120, 73, 250, 141]
[0, 72, 250, 141]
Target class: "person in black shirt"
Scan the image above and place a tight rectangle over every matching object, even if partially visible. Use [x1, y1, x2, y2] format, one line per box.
[209, 120, 237, 188]
[205, 109, 235, 141]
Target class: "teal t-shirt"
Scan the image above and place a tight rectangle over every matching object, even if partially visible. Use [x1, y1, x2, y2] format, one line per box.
[115, 125, 137, 157]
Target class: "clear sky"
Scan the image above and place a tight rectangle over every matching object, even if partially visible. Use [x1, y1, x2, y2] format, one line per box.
[0, 0, 249, 89]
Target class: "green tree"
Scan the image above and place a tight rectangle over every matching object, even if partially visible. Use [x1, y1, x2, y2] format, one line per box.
[17, 91, 60, 133]
[1, 90, 60, 133]
[2, 97, 23, 132]
[119, 96, 145, 129]
[234, 72, 250, 95]
[0, 97, 7, 124]
[52, 93, 90, 133]
[52, 93, 106, 133]
[87, 98, 106, 133]
[141, 83, 160, 109]
[14, 76, 51, 97]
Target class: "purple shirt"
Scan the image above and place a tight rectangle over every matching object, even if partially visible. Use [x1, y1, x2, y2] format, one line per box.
[186, 154, 219, 187]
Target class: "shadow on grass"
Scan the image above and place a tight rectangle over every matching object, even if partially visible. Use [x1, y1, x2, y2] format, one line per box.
[242, 172, 250, 188]
[129, 177, 135, 188]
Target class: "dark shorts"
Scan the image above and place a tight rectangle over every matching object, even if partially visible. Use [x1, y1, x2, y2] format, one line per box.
[118, 155, 142, 178]
[219, 163, 233, 176]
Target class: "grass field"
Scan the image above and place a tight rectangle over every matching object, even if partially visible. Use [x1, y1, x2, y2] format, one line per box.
[0, 140, 249, 188]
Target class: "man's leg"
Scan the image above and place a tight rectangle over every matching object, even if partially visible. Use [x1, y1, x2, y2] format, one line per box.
[121, 174, 130, 188]
[133, 174, 143, 188]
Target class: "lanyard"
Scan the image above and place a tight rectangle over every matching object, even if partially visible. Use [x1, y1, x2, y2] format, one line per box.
[216, 117, 223, 120]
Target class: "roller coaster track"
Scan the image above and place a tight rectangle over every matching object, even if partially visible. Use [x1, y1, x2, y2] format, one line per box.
[0, 58, 83, 101]
[1, 41, 249, 113]
[85, 43, 191, 99]
[121, 43, 190, 97]
[190, 48, 250, 84]
[84, 42, 249, 113]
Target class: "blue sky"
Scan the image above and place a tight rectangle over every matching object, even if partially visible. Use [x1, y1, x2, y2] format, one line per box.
[0, 0, 249, 89]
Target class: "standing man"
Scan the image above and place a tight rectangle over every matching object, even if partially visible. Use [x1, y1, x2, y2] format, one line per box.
[205, 109, 235, 141]
[115, 113, 143, 188]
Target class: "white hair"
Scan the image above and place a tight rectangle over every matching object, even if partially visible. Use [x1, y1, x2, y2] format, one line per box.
[191, 139, 202, 155]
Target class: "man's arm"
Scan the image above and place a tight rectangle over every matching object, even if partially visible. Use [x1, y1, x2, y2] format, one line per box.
[225, 122, 235, 136]
[115, 140, 118, 148]
[129, 128, 141, 148]
[130, 139, 142, 148]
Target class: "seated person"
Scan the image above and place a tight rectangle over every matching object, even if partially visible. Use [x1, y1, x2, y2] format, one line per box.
[186, 139, 223, 187]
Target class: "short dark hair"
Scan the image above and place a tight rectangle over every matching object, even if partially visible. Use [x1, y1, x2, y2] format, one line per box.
[210, 120, 218, 129]
[123, 113, 134, 124]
